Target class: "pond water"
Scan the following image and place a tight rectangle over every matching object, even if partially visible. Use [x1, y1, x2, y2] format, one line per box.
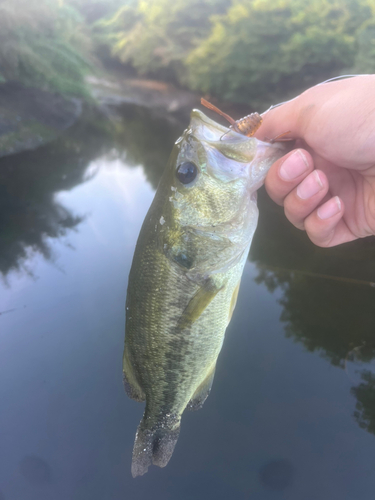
[1, 103, 375, 500]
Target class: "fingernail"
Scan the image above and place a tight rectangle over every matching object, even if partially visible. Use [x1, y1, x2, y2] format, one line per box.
[279, 150, 309, 181]
[296, 171, 324, 199]
[317, 196, 342, 220]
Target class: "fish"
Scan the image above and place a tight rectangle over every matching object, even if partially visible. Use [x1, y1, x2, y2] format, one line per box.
[123, 107, 290, 477]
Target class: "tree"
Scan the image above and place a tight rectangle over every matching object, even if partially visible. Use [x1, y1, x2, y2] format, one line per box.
[0, 0, 92, 96]
[94, 0, 227, 83]
[186, 0, 373, 108]
[354, 18, 375, 73]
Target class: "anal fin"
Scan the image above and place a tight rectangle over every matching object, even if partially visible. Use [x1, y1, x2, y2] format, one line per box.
[186, 364, 216, 411]
[123, 347, 145, 402]
[228, 280, 241, 324]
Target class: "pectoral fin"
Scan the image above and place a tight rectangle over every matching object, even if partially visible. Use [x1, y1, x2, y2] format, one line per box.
[187, 364, 216, 411]
[177, 280, 222, 330]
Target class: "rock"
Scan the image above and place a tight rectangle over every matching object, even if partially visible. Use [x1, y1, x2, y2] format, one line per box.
[0, 82, 82, 158]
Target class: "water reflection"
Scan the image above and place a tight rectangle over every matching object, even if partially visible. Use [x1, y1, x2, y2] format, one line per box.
[250, 188, 375, 437]
[351, 370, 375, 435]
[1, 101, 375, 498]
[115, 104, 184, 189]
[0, 104, 183, 281]
[0, 108, 113, 279]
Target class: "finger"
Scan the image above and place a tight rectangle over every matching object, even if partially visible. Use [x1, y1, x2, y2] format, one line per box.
[283, 170, 329, 230]
[256, 95, 304, 142]
[265, 149, 313, 206]
[256, 82, 342, 144]
[304, 196, 356, 247]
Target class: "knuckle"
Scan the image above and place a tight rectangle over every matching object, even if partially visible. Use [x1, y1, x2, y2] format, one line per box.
[285, 211, 305, 230]
[304, 217, 335, 247]
[283, 193, 306, 228]
[264, 175, 285, 206]
[309, 233, 334, 248]
[284, 204, 305, 230]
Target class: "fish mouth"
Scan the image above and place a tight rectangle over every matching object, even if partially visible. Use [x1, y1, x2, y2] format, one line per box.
[190, 109, 292, 149]
[188, 109, 292, 186]
[190, 109, 258, 165]
[190, 109, 290, 157]
[190, 108, 254, 146]
[190, 109, 229, 140]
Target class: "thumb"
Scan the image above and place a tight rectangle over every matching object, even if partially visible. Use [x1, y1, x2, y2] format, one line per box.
[255, 97, 304, 143]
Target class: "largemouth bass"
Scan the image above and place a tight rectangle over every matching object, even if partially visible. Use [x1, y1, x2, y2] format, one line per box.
[123, 108, 289, 477]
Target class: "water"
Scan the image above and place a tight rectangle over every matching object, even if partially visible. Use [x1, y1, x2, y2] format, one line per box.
[1, 103, 375, 500]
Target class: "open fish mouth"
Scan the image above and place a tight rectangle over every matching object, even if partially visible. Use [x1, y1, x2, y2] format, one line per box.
[188, 109, 290, 185]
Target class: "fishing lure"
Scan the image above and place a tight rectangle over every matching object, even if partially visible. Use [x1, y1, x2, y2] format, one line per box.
[201, 98, 262, 138]
[201, 98, 292, 143]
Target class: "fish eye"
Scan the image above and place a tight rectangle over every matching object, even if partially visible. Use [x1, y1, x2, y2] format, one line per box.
[176, 162, 198, 185]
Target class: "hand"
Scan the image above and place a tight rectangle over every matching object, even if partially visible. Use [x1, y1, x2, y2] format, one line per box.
[256, 75, 375, 247]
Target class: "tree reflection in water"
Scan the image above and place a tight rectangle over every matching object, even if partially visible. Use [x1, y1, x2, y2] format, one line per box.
[112, 104, 185, 189]
[0, 103, 184, 280]
[0, 108, 114, 278]
[352, 370, 375, 435]
[250, 188, 375, 437]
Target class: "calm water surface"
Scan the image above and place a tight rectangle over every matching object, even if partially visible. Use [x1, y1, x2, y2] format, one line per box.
[1, 104, 375, 500]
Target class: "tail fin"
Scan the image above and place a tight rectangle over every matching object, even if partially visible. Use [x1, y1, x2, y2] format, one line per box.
[131, 418, 180, 477]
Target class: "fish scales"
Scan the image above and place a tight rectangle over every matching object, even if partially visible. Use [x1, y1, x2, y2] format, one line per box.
[123, 109, 290, 477]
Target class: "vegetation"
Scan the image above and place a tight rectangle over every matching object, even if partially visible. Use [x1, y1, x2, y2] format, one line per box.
[95, 0, 375, 108]
[0, 0, 93, 96]
[93, 0, 227, 83]
[1, 0, 375, 105]
[186, 0, 374, 106]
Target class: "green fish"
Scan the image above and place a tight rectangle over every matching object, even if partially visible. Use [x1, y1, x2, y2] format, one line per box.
[123, 109, 289, 477]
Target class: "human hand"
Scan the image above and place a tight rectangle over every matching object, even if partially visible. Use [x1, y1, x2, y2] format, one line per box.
[256, 75, 375, 247]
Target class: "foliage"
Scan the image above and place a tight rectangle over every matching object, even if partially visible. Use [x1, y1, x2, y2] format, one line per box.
[2, 0, 375, 105]
[94, 0, 375, 108]
[186, 0, 373, 107]
[354, 18, 375, 73]
[94, 0, 227, 82]
[0, 0, 93, 96]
